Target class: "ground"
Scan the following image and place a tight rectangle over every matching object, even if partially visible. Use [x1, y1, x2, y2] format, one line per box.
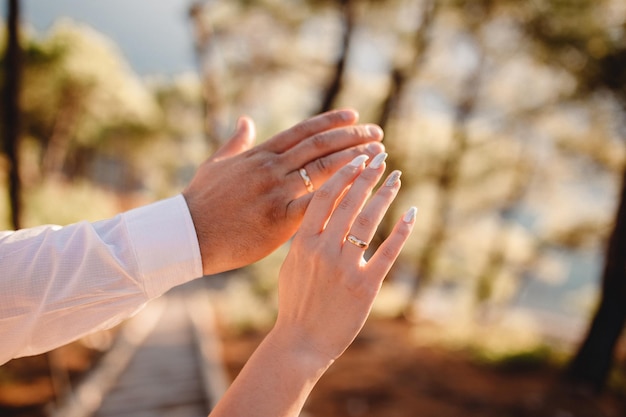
[220, 318, 626, 417]
[0, 342, 103, 417]
[1, 318, 625, 417]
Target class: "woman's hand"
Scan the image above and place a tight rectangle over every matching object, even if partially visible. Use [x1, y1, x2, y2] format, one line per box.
[208, 152, 415, 417]
[271, 151, 417, 364]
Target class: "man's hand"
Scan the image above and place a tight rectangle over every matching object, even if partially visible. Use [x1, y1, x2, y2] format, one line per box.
[182, 109, 385, 275]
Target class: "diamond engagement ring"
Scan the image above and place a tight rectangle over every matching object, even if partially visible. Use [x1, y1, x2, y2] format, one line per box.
[346, 234, 369, 249]
[298, 168, 315, 193]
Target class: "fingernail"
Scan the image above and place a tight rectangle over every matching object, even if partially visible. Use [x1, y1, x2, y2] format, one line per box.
[365, 142, 384, 155]
[369, 152, 388, 169]
[385, 170, 402, 186]
[366, 124, 383, 138]
[349, 154, 369, 167]
[339, 109, 357, 122]
[403, 206, 418, 223]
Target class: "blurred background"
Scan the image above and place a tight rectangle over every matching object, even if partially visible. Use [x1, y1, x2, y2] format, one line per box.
[1, 0, 626, 416]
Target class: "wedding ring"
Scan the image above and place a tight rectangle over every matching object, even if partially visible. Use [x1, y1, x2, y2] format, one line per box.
[298, 168, 315, 193]
[346, 234, 369, 249]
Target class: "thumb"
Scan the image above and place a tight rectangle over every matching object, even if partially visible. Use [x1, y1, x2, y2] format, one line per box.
[210, 116, 256, 161]
[286, 192, 315, 226]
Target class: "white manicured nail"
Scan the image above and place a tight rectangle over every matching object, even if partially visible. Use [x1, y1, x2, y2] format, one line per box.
[369, 152, 388, 169]
[349, 154, 369, 167]
[403, 206, 418, 223]
[385, 170, 402, 187]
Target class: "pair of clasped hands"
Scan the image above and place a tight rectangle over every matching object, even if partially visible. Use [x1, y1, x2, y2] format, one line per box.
[183, 109, 416, 417]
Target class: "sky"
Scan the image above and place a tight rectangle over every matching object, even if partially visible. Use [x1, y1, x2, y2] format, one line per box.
[21, 0, 197, 75]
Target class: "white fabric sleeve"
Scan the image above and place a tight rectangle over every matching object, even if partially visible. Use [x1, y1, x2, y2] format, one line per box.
[0, 194, 203, 364]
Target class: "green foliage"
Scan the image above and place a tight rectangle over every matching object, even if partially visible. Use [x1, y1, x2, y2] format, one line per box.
[22, 180, 120, 227]
[0, 19, 167, 187]
[522, 0, 626, 95]
[607, 365, 626, 396]
[29, 20, 161, 143]
[472, 344, 555, 372]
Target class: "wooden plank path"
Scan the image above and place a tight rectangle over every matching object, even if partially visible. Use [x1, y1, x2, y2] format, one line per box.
[51, 281, 229, 417]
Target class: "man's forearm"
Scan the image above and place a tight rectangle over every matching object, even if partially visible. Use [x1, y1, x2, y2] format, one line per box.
[0, 195, 202, 364]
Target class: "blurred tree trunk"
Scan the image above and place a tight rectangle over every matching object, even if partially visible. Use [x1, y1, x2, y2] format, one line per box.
[474, 152, 530, 313]
[411, 55, 483, 288]
[560, 48, 626, 393]
[564, 161, 626, 393]
[189, 1, 228, 150]
[406, 2, 492, 313]
[377, 0, 437, 131]
[42, 83, 83, 179]
[3, 0, 23, 229]
[317, 0, 354, 114]
[368, 0, 438, 257]
[515, 0, 626, 394]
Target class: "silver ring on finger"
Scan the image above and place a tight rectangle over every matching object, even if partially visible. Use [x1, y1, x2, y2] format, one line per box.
[298, 167, 315, 193]
[346, 234, 369, 250]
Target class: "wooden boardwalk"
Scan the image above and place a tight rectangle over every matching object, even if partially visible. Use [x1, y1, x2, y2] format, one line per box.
[51, 281, 229, 417]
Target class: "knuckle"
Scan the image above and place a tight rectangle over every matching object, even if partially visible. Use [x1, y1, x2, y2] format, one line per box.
[358, 167, 379, 181]
[257, 150, 278, 166]
[380, 245, 399, 261]
[338, 195, 355, 210]
[345, 277, 377, 300]
[330, 109, 347, 123]
[313, 187, 333, 201]
[348, 125, 369, 140]
[398, 226, 412, 239]
[291, 120, 312, 137]
[296, 237, 316, 253]
[269, 196, 288, 223]
[355, 214, 373, 228]
[310, 133, 328, 150]
[312, 155, 330, 174]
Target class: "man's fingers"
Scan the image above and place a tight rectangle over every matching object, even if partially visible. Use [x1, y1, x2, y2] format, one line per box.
[209, 116, 256, 162]
[293, 141, 385, 194]
[262, 109, 359, 153]
[285, 192, 314, 229]
[281, 124, 384, 173]
[282, 139, 384, 198]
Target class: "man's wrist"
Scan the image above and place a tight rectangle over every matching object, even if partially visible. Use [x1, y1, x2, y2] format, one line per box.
[122, 194, 203, 296]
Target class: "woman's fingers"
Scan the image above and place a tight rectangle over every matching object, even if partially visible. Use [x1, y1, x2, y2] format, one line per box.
[289, 140, 385, 195]
[324, 152, 388, 240]
[295, 149, 416, 278]
[297, 154, 370, 236]
[342, 170, 402, 255]
[367, 207, 418, 278]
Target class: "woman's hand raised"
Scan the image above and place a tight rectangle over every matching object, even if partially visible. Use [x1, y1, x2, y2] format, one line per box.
[208, 152, 415, 417]
[272, 151, 416, 364]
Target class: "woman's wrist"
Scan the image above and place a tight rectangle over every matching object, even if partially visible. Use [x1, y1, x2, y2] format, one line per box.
[264, 323, 336, 377]
[209, 322, 335, 417]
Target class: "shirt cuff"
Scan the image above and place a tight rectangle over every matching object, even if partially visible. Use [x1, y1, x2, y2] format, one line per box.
[123, 194, 203, 298]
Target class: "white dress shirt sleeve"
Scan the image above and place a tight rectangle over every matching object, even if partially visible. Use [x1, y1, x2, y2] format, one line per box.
[0, 194, 203, 364]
